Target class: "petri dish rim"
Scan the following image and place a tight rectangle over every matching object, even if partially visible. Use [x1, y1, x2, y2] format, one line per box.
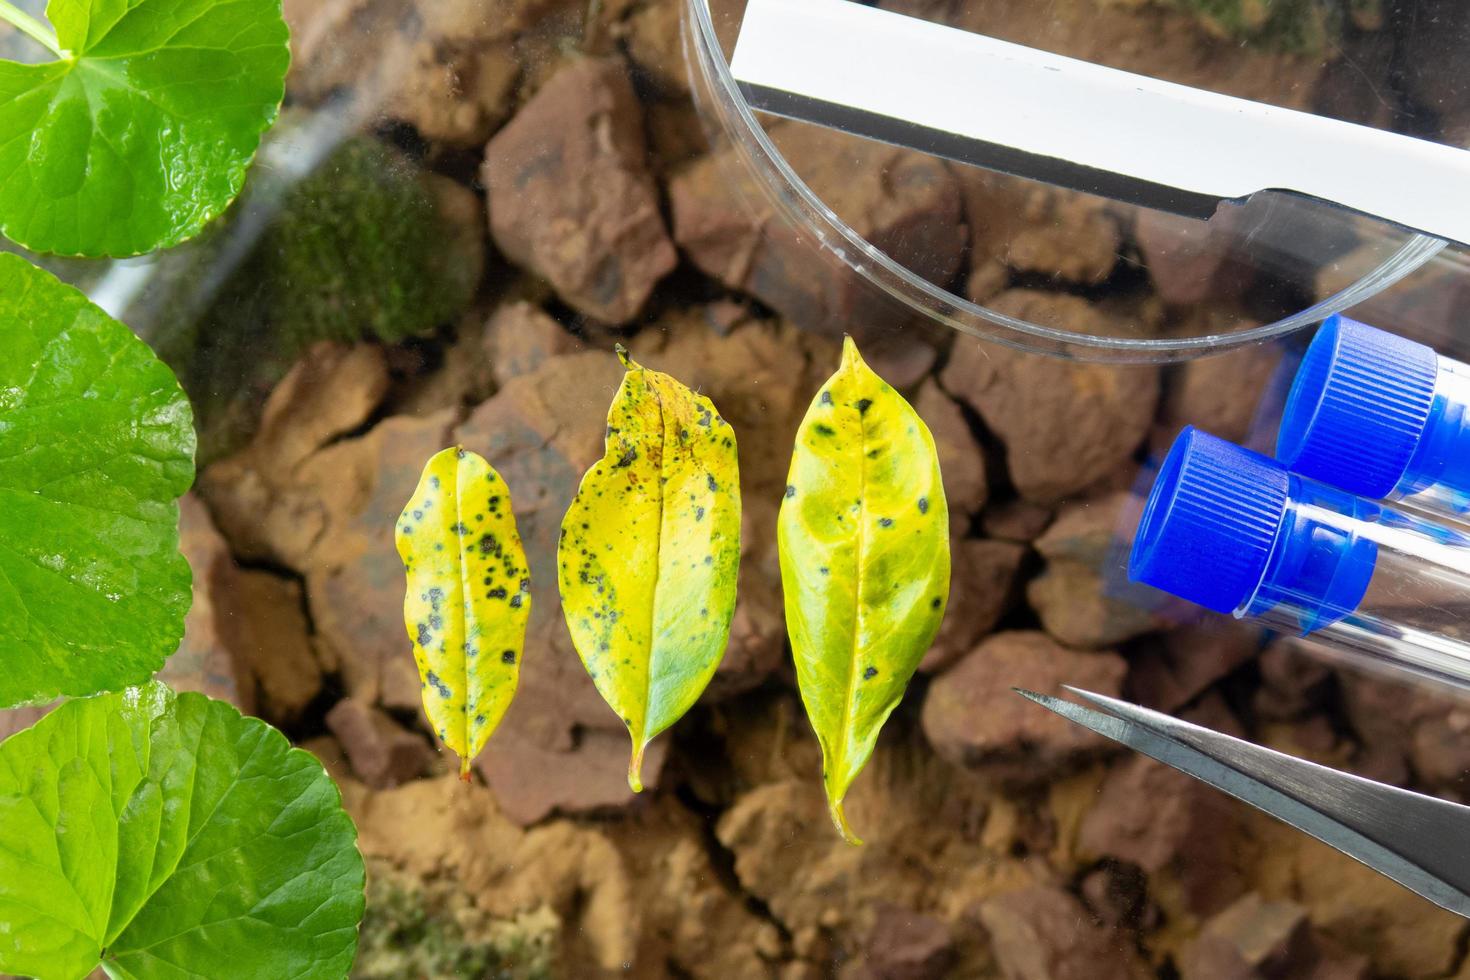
[682, 0, 1447, 364]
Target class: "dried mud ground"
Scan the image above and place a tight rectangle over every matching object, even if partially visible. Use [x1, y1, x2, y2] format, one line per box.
[6, 0, 1470, 977]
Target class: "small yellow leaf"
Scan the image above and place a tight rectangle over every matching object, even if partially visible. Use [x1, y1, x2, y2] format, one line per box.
[396, 447, 531, 778]
[559, 347, 742, 792]
[778, 337, 950, 844]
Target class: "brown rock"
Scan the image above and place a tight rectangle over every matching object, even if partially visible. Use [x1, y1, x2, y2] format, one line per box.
[671, 123, 965, 338]
[920, 538, 1026, 673]
[950, 0, 1329, 109]
[863, 333, 940, 392]
[476, 726, 669, 825]
[1079, 864, 1149, 930]
[922, 631, 1127, 780]
[913, 379, 988, 521]
[299, 734, 352, 784]
[0, 703, 55, 743]
[1079, 755, 1246, 916]
[1339, 671, 1470, 795]
[1178, 892, 1372, 980]
[1318, 242, 1470, 350]
[643, 98, 712, 178]
[350, 776, 638, 971]
[1249, 810, 1467, 978]
[602, 797, 774, 978]
[1135, 208, 1254, 307]
[214, 570, 322, 724]
[302, 411, 459, 711]
[1128, 620, 1263, 713]
[169, 495, 319, 724]
[940, 292, 1159, 503]
[1178, 894, 1313, 979]
[981, 499, 1054, 542]
[287, 0, 523, 146]
[713, 751, 1031, 960]
[977, 885, 1148, 980]
[483, 58, 676, 324]
[326, 699, 436, 789]
[1252, 638, 1332, 721]
[199, 342, 390, 567]
[851, 905, 955, 980]
[958, 170, 1123, 289]
[1027, 492, 1168, 648]
[1158, 340, 1282, 447]
[620, 0, 688, 96]
[385, 313, 498, 421]
[160, 494, 256, 712]
[484, 301, 583, 387]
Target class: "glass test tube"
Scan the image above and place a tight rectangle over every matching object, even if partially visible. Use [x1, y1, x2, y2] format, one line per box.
[1277, 315, 1470, 521]
[1131, 426, 1470, 691]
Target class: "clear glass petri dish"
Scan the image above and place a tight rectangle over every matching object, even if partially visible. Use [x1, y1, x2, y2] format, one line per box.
[682, 0, 1457, 362]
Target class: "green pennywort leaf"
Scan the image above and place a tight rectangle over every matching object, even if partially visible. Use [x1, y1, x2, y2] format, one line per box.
[778, 337, 950, 844]
[0, 681, 366, 980]
[559, 347, 741, 791]
[0, 0, 290, 257]
[0, 253, 196, 709]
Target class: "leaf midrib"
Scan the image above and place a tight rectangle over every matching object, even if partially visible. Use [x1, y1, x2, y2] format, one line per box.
[639, 371, 668, 744]
[832, 393, 869, 794]
[452, 457, 472, 754]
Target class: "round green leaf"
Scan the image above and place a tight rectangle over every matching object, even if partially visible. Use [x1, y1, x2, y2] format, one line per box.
[0, 0, 290, 257]
[0, 252, 196, 708]
[0, 682, 366, 980]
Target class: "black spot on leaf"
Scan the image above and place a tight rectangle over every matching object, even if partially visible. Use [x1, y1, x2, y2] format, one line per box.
[863, 666, 878, 680]
[426, 671, 452, 698]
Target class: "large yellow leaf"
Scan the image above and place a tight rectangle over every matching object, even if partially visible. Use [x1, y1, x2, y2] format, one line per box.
[559, 347, 742, 791]
[778, 337, 951, 843]
[396, 447, 531, 777]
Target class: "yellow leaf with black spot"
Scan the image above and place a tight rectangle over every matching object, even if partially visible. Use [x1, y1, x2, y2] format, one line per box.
[396, 447, 531, 778]
[778, 337, 950, 844]
[559, 347, 741, 792]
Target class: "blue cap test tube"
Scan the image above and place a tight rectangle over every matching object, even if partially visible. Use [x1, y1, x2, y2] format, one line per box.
[1131, 427, 1470, 690]
[1276, 315, 1470, 520]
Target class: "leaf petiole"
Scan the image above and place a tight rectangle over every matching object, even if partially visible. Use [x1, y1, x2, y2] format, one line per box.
[0, 0, 64, 57]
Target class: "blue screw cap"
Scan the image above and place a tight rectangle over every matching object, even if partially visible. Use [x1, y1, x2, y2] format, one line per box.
[1276, 315, 1437, 499]
[1131, 427, 1378, 633]
[1130, 427, 1288, 614]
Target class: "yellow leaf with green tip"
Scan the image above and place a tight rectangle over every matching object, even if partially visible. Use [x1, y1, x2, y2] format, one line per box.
[396, 447, 531, 777]
[559, 347, 742, 791]
[778, 337, 950, 844]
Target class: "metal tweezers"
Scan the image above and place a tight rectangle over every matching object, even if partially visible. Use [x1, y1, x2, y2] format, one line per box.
[1016, 687, 1470, 917]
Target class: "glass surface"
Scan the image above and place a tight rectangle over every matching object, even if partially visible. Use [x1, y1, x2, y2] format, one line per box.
[0, 0, 1468, 976]
[690, 0, 1466, 360]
